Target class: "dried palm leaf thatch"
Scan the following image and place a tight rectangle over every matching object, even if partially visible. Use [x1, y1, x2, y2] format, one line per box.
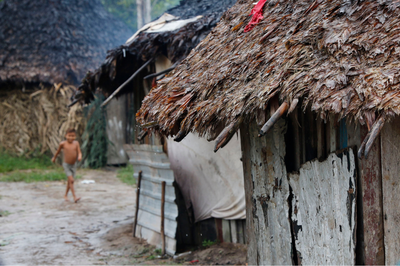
[74, 0, 237, 105]
[0, 0, 133, 86]
[137, 0, 400, 139]
[0, 84, 84, 155]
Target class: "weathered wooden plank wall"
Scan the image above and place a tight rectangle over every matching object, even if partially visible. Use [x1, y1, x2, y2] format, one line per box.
[355, 125, 385, 265]
[216, 219, 246, 244]
[381, 117, 400, 265]
[240, 119, 292, 265]
[106, 95, 128, 164]
[289, 149, 357, 265]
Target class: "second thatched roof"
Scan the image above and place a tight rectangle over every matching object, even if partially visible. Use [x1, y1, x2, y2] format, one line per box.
[137, 0, 400, 139]
[0, 0, 133, 87]
[75, 0, 237, 104]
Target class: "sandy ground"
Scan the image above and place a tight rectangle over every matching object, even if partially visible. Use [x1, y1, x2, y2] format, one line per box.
[0, 169, 247, 265]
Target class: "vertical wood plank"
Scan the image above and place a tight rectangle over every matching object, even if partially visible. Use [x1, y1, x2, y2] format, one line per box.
[161, 181, 166, 255]
[240, 119, 292, 265]
[329, 115, 337, 153]
[359, 125, 385, 265]
[289, 111, 301, 170]
[240, 123, 256, 263]
[242, 219, 247, 244]
[316, 116, 325, 159]
[231, 220, 238, 243]
[133, 171, 143, 237]
[299, 107, 306, 164]
[215, 218, 224, 244]
[222, 219, 231, 243]
[237, 220, 245, 244]
[381, 117, 400, 265]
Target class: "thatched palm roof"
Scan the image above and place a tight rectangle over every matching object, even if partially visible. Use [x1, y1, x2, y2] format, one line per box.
[76, 0, 236, 102]
[137, 0, 400, 141]
[0, 0, 133, 86]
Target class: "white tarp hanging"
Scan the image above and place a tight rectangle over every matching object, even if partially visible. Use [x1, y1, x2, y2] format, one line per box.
[167, 133, 245, 222]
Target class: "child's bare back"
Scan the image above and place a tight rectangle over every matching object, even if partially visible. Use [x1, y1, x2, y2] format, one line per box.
[52, 128, 82, 203]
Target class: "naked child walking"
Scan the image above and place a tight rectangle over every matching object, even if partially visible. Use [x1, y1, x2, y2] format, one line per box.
[52, 128, 82, 203]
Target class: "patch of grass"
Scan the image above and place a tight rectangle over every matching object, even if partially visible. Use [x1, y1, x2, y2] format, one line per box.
[0, 169, 81, 183]
[0, 210, 11, 217]
[155, 248, 162, 255]
[147, 255, 156, 260]
[0, 151, 56, 173]
[202, 239, 217, 248]
[116, 164, 135, 186]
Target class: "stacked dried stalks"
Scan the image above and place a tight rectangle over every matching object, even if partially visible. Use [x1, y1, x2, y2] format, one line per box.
[0, 83, 84, 155]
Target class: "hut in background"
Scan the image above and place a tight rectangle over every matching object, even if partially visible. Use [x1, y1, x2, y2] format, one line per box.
[137, 0, 400, 264]
[0, 0, 132, 155]
[74, 0, 245, 254]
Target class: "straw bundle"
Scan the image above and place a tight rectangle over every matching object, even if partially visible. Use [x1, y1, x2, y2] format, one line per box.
[0, 84, 84, 155]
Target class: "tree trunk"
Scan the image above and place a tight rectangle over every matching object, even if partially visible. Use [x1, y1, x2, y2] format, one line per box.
[137, 0, 143, 29]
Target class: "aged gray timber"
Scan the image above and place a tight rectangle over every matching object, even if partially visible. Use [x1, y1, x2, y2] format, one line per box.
[124, 144, 178, 255]
[289, 149, 357, 265]
[240, 119, 292, 265]
[106, 96, 128, 164]
[381, 117, 400, 265]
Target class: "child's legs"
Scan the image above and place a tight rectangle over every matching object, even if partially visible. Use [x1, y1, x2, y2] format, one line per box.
[68, 175, 77, 199]
[63, 162, 78, 199]
[65, 178, 70, 198]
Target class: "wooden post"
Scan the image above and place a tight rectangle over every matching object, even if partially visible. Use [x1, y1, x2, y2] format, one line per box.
[359, 125, 385, 264]
[380, 117, 400, 265]
[133, 171, 142, 238]
[240, 119, 292, 265]
[161, 181, 166, 255]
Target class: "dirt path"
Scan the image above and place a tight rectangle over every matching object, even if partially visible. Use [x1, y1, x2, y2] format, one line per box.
[0, 169, 141, 265]
[0, 169, 247, 265]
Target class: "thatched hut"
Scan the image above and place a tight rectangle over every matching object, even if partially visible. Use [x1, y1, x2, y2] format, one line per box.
[0, 0, 132, 155]
[74, 0, 247, 254]
[137, 0, 400, 264]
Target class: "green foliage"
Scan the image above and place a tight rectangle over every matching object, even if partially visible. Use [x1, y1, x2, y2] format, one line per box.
[116, 164, 136, 186]
[0, 149, 81, 182]
[147, 255, 156, 260]
[100, 0, 180, 31]
[151, 0, 180, 21]
[101, 0, 138, 31]
[154, 248, 162, 255]
[0, 150, 55, 173]
[0, 169, 77, 183]
[0, 210, 11, 217]
[81, 95, 109, 169]
[202, 239, 217, 248]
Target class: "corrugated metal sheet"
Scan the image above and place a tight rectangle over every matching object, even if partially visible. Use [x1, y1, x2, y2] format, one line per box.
[124, 144, 178, 255]
[290, 148, 357, 265]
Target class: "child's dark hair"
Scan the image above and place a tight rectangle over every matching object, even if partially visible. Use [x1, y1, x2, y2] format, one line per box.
[66, 128, 76, 134]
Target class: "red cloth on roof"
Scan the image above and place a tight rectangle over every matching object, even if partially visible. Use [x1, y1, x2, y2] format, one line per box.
[244, 0, 268, 32]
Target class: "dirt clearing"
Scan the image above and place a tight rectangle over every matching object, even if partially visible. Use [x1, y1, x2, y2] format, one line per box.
[0, 169, 246, 265]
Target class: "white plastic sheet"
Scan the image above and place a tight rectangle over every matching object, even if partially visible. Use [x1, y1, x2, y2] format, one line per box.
[167, 133, 245, 222]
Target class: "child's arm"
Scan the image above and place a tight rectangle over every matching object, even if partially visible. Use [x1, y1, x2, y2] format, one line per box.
[76, 141, 82, 162]
[52, 142, 63, 163]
